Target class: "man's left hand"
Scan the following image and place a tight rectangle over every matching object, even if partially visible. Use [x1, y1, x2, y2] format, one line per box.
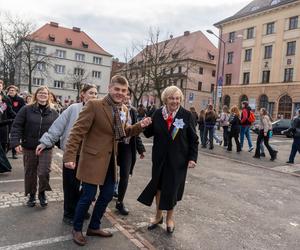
[187, 160, 196, 168]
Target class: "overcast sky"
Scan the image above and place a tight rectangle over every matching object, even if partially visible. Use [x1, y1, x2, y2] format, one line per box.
[0, 0, 250, 60]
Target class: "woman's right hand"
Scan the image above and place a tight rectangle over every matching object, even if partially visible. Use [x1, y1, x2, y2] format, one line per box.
[36, 144, 46, 156]
[15, 145, 22, 154]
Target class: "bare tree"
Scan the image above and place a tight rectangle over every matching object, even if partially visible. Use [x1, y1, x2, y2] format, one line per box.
[0, 13, 54, 93]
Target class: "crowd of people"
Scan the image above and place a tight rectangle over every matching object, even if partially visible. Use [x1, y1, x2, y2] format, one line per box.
[0, 76, 300, 246]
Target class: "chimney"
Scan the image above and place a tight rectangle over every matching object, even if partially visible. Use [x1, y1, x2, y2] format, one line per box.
[50, 22, 59, 27]
[73, 27, 81, 32]
[184, 31, 190, 36]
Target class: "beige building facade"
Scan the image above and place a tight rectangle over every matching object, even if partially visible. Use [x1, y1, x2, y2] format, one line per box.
[215, 0, 300, 119]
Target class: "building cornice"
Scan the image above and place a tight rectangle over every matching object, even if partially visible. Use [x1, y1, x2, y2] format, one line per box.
[223, 82, 300, 88]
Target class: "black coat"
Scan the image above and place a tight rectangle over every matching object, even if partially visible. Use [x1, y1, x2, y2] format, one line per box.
[117, 107, 146, 175]
[0, 120, 12, 173]
[10, 104, 58, 150]
[138, 106, 199, 210]
[8, 95, 25, 114]
[0, 100, 15, 143]
[229, 114, 241, 135]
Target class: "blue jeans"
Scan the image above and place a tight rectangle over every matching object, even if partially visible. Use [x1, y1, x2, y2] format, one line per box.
[73, 163, 115, 232]
[289, 137, 300, 163]
[240, 126, 253, 149]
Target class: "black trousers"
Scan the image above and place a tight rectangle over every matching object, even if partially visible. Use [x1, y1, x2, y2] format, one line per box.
[117, 144, 132, 203]
[228, 132, 241, 151]
[204, 127, 214, 148]
[222, 126, 229, 147]
[63, 158, 81, 219]
[255, 131, 275, 158]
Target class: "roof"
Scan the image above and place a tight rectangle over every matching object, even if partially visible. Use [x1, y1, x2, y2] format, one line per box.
[214, 0, 298, 27]
[28, 22, 112, 57]
[131, 30, 218, 65]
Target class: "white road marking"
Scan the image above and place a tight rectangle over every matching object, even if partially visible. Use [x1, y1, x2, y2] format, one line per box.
[0, 177, 61, 184]
[289, 222, 299, 227]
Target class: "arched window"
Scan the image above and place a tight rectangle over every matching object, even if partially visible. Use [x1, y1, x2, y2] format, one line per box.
[239, 95, 248, 109]
[278, 95, 292, 119]
[259, 95, 269, 109]
[223, 95, 231, 107]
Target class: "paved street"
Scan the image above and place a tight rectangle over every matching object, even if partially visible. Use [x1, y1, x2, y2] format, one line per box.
[1, 134, 300, 250]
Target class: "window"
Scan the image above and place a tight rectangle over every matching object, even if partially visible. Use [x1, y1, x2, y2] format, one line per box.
[287, 41, 296, 56]
[264, 45, 272, 59]
[227, 52, 233, 64]
[178, 66, 182, 73]
[74, 68, 84, 76]
[162, 68, 166, 75]
[262, 70, 270, 83]
[244, 49, 252, 62]
[266, 22, 275, 35]
[198, 82, 202, 91]
[93, 57, 102, 64]
[212, 70, 216, 77]
[243, 72, 250, 84]
[54, 80, 64, 88]
[225, 74, 232, 85]
[289, 16, 298, 30]
[170, 68, 174, 75]
[92, 71, 101, 78]
[246, 27, 254, 39]
[55, 65, 65, 74]
[284, 68, 293, 82]
[75, 53, 85, 62]
[211, 84, 215, 93]
[35, 46, 46, 55]
[56, 49, 66, 58]
[180, 79, 184, 88]
[33, 77, 44, 86]
[199, 67, 203, 74]
[73, 83, 78, 90]
[36, 62, 46, 71]
[228, 32, 235, 43]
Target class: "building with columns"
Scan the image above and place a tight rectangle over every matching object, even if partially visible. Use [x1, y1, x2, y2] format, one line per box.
[214, 0, 300, 119]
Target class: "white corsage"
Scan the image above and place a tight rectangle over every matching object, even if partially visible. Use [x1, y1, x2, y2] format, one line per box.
[173, 118, 185, 129]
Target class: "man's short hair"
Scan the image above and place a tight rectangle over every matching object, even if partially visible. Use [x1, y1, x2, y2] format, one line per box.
[110, 75, 129, 86]
[6, 85, 19, 92]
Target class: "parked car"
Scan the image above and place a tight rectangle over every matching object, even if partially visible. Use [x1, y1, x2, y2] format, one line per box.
[272, 119, 292, 137]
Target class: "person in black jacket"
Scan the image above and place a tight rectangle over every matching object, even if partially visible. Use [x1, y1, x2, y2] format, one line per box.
[115, 90, 146, 215]
[7, 85, 25, 159]
[198, 109, 205, 146]
[10, 86, 58, 207]
[138, 86, 198, 234]
[203, 104, 217, 149]
[227, 106, 241, 152]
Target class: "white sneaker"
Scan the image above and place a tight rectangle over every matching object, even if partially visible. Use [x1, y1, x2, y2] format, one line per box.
[248, 147, 254, 152]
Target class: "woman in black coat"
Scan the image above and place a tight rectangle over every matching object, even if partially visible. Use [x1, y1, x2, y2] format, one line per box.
[138, 86, 199, 233]
[227, 106, 241, 152]
[10, 86, 58, 207]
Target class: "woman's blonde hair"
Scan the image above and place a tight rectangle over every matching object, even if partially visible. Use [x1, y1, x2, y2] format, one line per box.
[31, 86, 51, 106]
[161, 86, 184, 105]
[230, 105, 240, 118]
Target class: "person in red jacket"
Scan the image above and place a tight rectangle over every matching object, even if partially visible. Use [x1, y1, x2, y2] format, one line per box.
[240, 101, 254, 152]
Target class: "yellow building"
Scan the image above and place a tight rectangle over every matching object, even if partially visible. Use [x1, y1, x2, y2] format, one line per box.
[214, 0, 300, 119]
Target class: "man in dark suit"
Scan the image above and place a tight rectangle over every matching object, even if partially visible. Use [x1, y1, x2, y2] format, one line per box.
[115, 89, 146, 215]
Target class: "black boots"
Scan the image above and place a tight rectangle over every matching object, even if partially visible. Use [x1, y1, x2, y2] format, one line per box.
[38, 191, 48, 207]
[27, 193, 36, 207]
[116, 202, 129, 215]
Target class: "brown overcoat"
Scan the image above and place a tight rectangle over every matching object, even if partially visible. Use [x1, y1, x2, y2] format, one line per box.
[63, 99, 143, 185]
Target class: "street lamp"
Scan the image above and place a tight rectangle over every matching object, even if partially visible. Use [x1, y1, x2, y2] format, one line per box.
[206, 29, 226, 113]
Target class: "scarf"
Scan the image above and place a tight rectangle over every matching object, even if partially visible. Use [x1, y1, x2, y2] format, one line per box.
[104, 94, 126, 141]
[162, 106, 179, 131]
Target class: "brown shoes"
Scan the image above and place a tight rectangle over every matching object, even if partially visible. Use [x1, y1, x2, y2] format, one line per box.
[72, 230, 86, 246]
[86, 228, 113, 237]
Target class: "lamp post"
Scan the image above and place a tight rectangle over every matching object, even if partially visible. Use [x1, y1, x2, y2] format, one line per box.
[206, 29, 226, 113]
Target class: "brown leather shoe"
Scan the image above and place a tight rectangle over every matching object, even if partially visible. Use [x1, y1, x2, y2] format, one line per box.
[72, 230, 86, 246]
[86, 228, 113, 237]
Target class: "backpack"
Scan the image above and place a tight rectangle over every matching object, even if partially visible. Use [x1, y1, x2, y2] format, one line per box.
[248, 111, 256, 123]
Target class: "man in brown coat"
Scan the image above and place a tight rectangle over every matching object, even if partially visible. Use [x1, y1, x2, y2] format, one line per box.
[63, 75, 152, 246]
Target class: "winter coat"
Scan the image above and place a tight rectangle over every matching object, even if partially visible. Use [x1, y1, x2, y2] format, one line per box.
[259, 115, 272, 133]
[39, 103, 83, 151]
[228, 114, 241, 135]
[204, 110, 217, 128]
[10, 103, 59, 150]
[138, 106, 199, 210]
[198, 116, 205, 130]
[0, 100, 15, 143]
[283, 115, 300, 138]
[220, 112, 230, 127]
[8, 95, 25, 114]
[241, 107, 251, 127]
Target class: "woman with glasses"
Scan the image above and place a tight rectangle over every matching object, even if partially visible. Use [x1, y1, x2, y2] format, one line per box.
[10, 86, 59, 207]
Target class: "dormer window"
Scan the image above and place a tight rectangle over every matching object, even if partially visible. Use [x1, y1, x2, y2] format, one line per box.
[82, 41, 88, 48]
[48, 34, 55, 41]
[66, 38, 72, 45]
